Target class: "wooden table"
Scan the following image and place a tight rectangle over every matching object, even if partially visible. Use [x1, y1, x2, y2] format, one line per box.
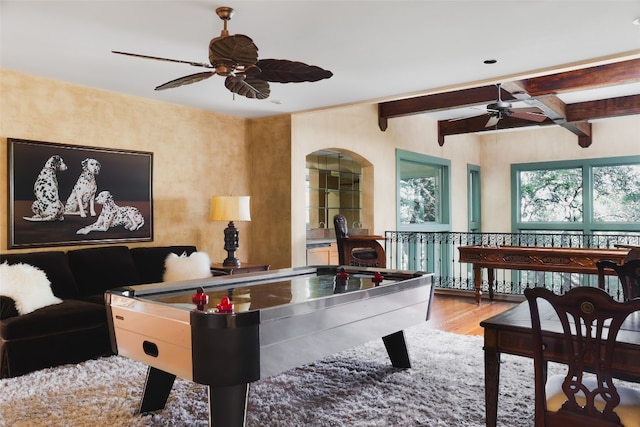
[458, 246, 629, 304]
[480, 300, 640, 427]
[210, 263, 270, 275]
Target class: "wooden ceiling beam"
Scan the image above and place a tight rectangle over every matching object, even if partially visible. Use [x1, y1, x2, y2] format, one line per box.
[437, 94, 640, 144]
[437, 116, 593, 147]
[566, 94, 640, 121]
[381, 58, 640, 142]
[572, 121, 592, 148]
[436, 94, 640, 147]
[379, 59, 640, 120]
[436, 115, 555, 146]
[516, 58, 640, 96]
[378, 85, 513, 130]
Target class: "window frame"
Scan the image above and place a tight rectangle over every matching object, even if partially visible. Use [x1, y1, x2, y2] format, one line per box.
[468, 164, 481, 232]
[396, 149, 451, 232]
[511, 155, 640, 233]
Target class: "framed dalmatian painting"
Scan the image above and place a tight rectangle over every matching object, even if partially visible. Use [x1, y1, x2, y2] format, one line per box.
[8, 138, 153, 248]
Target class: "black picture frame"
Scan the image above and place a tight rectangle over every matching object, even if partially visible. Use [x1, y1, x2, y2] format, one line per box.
[8, 138, 153, 248]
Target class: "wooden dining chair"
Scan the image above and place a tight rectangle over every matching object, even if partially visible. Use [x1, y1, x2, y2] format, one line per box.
[525, 286, 640, 427]
[596, 258, 640, 301]
[333, 214, 386, 268]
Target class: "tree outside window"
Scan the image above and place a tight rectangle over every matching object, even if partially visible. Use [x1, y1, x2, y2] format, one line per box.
[514, 156, 640, 233]
[396, 150, 450, 231]
[592, 165, 640, 222]
[519, 168, 582, 222]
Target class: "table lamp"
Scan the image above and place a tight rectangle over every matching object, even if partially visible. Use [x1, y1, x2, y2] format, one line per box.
[210, 196, 251, 267]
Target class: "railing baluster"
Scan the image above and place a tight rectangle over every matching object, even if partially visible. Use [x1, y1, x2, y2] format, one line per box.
[385, 230, 639, 299]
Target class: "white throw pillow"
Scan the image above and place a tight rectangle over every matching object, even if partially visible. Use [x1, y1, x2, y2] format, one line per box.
[163, 252, 213, 282]
[0, 262, 62, 315]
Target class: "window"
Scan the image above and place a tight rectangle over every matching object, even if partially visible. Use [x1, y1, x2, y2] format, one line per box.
[519, 167, 583, 222]
[395, 150, 451, 272]
[396, 150, 450, 231]
[512, 156, 640, 233]
[592, 164, 640, 223]
[468, 164, 481, 232]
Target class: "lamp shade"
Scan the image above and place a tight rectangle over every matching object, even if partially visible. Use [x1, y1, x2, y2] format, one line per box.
[210, 196, 251, 222]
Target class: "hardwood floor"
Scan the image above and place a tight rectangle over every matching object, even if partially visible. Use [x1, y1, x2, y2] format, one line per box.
[425, 293, 519, 336]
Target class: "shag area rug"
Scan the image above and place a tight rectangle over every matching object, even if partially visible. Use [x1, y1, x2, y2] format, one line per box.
[0, 325, 566, 427]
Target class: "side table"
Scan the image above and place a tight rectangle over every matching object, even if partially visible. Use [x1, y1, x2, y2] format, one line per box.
[211, 263, 270, 275]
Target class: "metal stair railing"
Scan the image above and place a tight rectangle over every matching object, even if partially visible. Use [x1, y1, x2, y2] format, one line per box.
[384, 231, 640, 299]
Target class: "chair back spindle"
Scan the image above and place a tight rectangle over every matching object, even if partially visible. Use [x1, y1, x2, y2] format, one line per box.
[597, 258, 640, 301]
[525, 286, 640, 427]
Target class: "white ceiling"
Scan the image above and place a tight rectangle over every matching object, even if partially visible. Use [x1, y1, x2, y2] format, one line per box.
[2, 0, 640, 119]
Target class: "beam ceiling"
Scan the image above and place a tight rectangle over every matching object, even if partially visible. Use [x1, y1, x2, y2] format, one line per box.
[378, 58, 640, 147]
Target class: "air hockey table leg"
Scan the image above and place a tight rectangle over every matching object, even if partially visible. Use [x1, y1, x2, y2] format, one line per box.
[208, 383, 250, 427]
[138, 366, 176, 413]
[382, 330, 411, 368]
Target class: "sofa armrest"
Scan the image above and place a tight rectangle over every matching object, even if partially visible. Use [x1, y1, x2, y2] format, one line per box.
[0, 296, 19, 320]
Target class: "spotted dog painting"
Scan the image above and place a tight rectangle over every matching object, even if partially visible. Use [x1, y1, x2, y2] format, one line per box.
[8, 138, 153, 248]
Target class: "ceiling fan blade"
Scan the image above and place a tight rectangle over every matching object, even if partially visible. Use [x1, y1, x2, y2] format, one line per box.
[209, 34, 258, 66]
[485, 115, 500, 127]
[254, 59, 333, 83]
[511, 106, 543, 114]
[112, 51, 213, 68]
[155, 72, 216, 91]
[509, 111, 548, 122]
[449, 111, 486, 122]
[225, 75, 270, 99]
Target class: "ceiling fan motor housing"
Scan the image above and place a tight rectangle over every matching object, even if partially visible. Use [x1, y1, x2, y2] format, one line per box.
[487, 100, 512, 112]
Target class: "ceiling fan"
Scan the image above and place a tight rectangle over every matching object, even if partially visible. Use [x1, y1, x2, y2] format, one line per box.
[453, 83, 548, 127]
[112, 6, 333, 100]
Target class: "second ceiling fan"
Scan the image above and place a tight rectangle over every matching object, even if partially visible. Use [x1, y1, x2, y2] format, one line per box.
[454, 83, 548, 127]
[112, 6, 333, 100]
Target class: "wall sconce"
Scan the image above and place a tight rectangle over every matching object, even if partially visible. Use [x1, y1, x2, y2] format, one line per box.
[210, 196, 251, 267]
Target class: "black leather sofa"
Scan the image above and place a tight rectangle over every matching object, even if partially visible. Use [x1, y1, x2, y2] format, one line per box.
[0, 245, 196, 378]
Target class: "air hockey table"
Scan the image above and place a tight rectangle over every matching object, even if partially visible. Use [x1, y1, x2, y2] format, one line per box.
[106, 265, 434, 426]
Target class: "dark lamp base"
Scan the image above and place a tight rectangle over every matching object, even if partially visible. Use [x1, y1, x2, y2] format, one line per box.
[222, 221, 241, 268]
[222, 257, 241, 267]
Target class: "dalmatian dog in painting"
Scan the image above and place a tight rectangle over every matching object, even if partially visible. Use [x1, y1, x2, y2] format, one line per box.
[24, 155, 68, 222]
[76, 190, 144, 234]
[64, 158, 101, 217]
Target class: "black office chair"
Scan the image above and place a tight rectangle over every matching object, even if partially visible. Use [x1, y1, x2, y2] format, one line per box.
[525, 286, 640, 427]
[596, 258, 640, 301]
[333, 214, 386, 268]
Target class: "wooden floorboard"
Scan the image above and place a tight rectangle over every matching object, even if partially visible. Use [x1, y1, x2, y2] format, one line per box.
[426, 293, 519, 336]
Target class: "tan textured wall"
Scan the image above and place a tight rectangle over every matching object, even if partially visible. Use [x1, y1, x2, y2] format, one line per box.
[0, 69, 251, 262]
[247, 115, 292, 269]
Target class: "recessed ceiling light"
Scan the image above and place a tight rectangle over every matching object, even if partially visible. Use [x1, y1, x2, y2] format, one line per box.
[484, 59, 498, 65]
[633, 17, 640, 25]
